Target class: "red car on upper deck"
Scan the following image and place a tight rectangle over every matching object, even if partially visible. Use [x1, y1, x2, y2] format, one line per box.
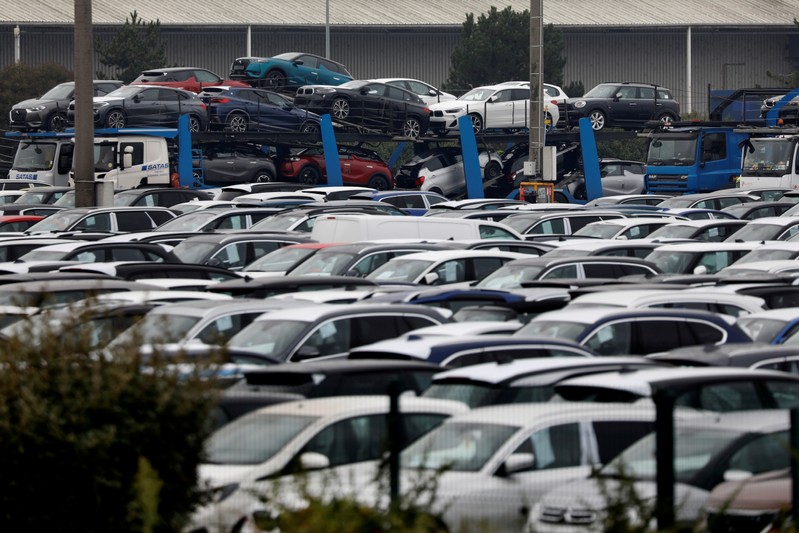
[131, 67, 249, 94]
[277, 145, 393, 190]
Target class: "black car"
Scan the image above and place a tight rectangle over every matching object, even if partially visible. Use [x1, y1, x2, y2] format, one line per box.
[294, 80, 430, 139]
[559, 82, 681, 131]
[9, 80, 123, 132]
[113, 188, 211, 208]
[67, 85, 209, 132]
[192, 142, 277, 184]
[198, 86, 321, 133]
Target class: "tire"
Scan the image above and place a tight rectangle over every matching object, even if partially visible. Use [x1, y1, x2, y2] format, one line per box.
[104, 110, 126, 129]
[265, 69, 286, 89]
[554, 192, 569, 203]
[484, 161, 502, 182]
[545, 112, 554, 133]
[657, 112, 677, 124]
[367, 174, 390, 190]
[429, 187, 444, 196]
[252, 169, 275, 183]
[402, 116, 422, 139]
[45, 112, 66, 132]
[468, 113, 483, 134]
[299, 165, 321, 185]
[588, 109, 606, 131]
[300, 121, 320, 134]
[226, 112, 249, 132]
[331, 98, 350, 120]
[188, 115, 204, 133]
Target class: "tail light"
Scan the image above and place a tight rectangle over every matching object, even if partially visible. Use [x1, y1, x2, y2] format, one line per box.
[550, 99, 558, 105]
[416, 175, 426, 187]
[210, 97, 230, 104]
[423, 107, 430, 114]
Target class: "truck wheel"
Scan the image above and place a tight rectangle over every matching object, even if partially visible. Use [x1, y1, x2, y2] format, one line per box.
[299, 166, 321, 185]
[265, 70, 286, 89]
[226, 113, 249, 132]
[588, 110, 606, 131]
[367, 174, 390, 190]
[253, 169, 275, 183]
[331, 98, 350, 120]
[45, 112, 67, 132]
[105, 110, 126, 129]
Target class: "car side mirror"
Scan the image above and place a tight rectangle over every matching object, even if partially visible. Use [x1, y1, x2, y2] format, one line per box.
[360, 88, 370, 95]
[133, 95, 141, 103]
[343, 269, 360, 277]
[299, 452, 330, 471]
[423, 272, 440, 285]
[500, 453, 535, 476]
[693, 264, 708, 275]
[723, 469, 753, 482]
[614, 92, 622, 100]
[488, 95, 498, 103]
[294, 345, 321, 361]
[428, 89, 438, 96]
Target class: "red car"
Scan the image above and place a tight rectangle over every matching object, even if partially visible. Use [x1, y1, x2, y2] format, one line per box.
[131, 67, 250, 94]
[0, 215, 45, 232]
[278, 146, 393, 190]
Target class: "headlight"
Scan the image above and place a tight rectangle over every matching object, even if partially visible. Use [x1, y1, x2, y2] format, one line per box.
[444, 108, 462, 114]
[26, 105, 46, 112]
[96, 102, 110, 108]
[574, 100, 586, 109]
[256, 59, 269, 63]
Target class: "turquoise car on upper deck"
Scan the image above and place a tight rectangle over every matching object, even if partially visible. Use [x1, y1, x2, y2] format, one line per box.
[230, 52, 353, 90]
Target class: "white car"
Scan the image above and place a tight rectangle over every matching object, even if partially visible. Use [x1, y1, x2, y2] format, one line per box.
[429, 81, 565, 134]
[394, 146, 504, 198]
[368, 78, 456, 106]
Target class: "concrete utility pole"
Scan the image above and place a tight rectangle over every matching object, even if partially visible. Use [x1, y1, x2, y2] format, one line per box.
[74, 0, 96, 207]
[527, 0, 544, 179]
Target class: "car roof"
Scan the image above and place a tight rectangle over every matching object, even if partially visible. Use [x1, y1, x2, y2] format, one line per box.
[247, 395, 467, 419]
[251, 302, 449, 323]
[649, 242, 759, 252]
[528, 306, 737, 325]
[146, 298, 312, 317]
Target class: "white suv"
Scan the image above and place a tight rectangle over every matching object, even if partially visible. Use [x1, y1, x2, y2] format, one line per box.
[429, 82, 566, 134]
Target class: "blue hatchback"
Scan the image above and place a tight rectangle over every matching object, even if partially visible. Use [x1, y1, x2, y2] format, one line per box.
[198, 86, 321, 133]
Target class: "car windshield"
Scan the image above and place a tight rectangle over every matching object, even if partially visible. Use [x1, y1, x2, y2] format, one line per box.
[401, 421, 517, 472]
[288, 252, 357, 277]
[724, 224, 781, 242]
[25, 211, 87, 232]
[338, 81, 368, 91]
[573, 224, 625, 239]
[15, 249, 69, 261]
[155, 212, 218, 232]
[643, 251, 696, 274]
[171, 241, 219, 264]
[735, 250, 795, 263]
[105, 86, 142, 98]
[601, 427, 744, 484]
[515, 320, 587, 340]
[245, 247, 320, 273]
[646, 225, 698, 239]
[250, 213, 305, 231]
[113, 191, 143, 206]
[458, 88, 495, 102]
[476, 264, 544, 289]
[39, 84, 75, 100]
[583, 84, 620, 98]
[205, 412, 318, 465]
[503, 216, 543, 234]
[366, 259, 433, 283]
[423, 383, 497, 408]
[273, 52, 301, 61]
[226, 319, 310, 358]
[108, 313, 201, 348]
[736, 317, 790, 343]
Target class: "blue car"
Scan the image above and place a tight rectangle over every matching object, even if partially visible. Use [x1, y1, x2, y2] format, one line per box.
[348, 190, 450, 216]
[736, 309, 799, 344]
[231, 52, 353, 90]
[198, 86, 321, 133]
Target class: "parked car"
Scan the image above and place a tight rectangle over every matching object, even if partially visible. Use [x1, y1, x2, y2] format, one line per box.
[67, 85, 209, 132]
[349, 190, 450, 216]
[559, 81, 680, 131]
[657, 191, 756, 210]
[394, 147, 504, 197]
[571, 218, 677, 240]
[232, 52, 353, 89]
[475, 256, 662, 287]
[193, 142, 278, 184]
[724, 216, 799, 242]
[645, 219, 748, 242]
[428, 83, 535, 134]
[721, 200, 794, 220]
[23, 206, 176, 234]
[501, 210, 626, 237]
[567, 288, 767, 317]
[113, 188, 211, 208]
[130, 67, 249, 94]
[368, 78, 456, 106]
[14, 241, 178, 263]
[9, 80, 123, 131]
[643, 242, 759, 274]
[516, 307, 751, 356]
[198, 86, 321, 132]
[171, 233, 312, 270]
[294, 80, 430, 138]
[277, 145, 393, 189]
[555, 159, 647, 203]
[531, 411, 793, 532]
[703, 468, 792, 533]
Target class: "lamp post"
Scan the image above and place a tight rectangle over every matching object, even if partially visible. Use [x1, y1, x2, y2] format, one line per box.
[325, 0, 330, 58]
[527, 0, 544, 181]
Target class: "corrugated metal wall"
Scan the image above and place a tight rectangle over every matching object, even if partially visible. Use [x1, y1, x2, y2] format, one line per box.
[2, 24, 798, 116]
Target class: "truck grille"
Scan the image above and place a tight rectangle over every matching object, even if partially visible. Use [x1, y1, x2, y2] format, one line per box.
[539, 506, 597, 525]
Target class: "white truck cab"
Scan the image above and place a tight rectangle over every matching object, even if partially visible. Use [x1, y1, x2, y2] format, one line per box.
[738, 135, 799, 190]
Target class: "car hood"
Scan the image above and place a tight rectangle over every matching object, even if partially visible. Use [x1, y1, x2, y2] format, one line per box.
[12, 97, 61, 109]
[428, 99, 480, 112]
[93, 95, 126, 105]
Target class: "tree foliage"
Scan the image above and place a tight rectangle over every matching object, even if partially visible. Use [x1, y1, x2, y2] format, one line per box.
[95, 10, 168, 83]
[0, 63, 72, 129]
[444, 6, 567, 93]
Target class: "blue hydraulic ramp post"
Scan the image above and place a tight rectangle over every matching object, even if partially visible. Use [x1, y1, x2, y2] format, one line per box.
[177, 115, 194, 188]
[388, 142, 408, 169]
[458, 115, 484, 199]
[766, 87, 799, 127]
[320, 114, 342, 186]
[579, 117, 603, 201]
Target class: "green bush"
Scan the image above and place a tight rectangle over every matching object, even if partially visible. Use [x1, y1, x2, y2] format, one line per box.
[0, 302, 218, 532]
[0, 62, 73, 129]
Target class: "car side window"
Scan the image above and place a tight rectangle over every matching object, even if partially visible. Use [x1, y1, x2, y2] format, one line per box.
[541, 264, 579, 280]
[110, 248, 147, 262]
[119, 142, 145, 166]
[675, 381, 763, 412]
[727, 430, 790, 474]
[763, 380, 799, 408]
[194, 70, 220, 83]
[592, 421, 654, 464]
[521, 423, 582, 470]
[432, 260, 466, 284]
[74, 213, 112, 232]
[492, 90, 513, 103]
[116, 211, 155, 231]
[364, 83, 386, 97]
[584, 322, 632, 355]
[639, 87, 655, 99]
[211, 243, 247, 269]
[479, 225, 517, 240]
[154, 89, 176, 102]
[302, 319, 352, 357]
[617, 87, 637, 99]
[297, 55, 320, 68]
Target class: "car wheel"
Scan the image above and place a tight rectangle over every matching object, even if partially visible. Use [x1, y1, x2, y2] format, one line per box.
[188, 115, 203, 133]
[588, 109, 606, 131]
[226, 113, 249, 132]
[429, 187, 445, 196]
[300, 121, 320, 134]
[265, 70, 286, 89]
[45, 112, 67, 132]
[104, 110, 126, 129]
[484, 161, 502, 182]
[299, 165, 321, 185]
[554, 192, 569, 203]
[402, 116, 422, 139]
[367, 174, 390, 190]
[253, 169, 275, 183]
[468, 113, 483, 134]
[657, 112, 677, 124]
[331, 98, 350, 120]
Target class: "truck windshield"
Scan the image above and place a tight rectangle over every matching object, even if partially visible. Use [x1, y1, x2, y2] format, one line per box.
[742, 139, 793, 177]
[12, 142, 57, 171]
[647, 136, 697, 166]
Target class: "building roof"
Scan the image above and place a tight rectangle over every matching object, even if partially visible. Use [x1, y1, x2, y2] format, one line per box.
[2, 1, 799, 28]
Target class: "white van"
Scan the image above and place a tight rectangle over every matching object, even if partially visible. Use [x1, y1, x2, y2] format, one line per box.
[310, 214, 523, 243]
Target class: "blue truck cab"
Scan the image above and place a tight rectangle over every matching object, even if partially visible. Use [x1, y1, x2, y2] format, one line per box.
[644, 125, 748, 194]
